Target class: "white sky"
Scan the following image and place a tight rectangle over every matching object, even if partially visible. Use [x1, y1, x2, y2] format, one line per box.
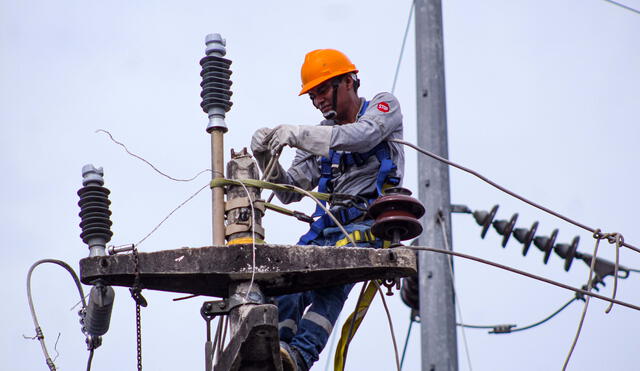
[2, 1, 639, 370]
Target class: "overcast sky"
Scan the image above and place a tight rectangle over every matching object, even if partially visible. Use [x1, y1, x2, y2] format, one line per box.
[2, 1, 639, 370]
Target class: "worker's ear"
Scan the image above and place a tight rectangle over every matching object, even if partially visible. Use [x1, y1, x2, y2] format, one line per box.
[343, 74, 353, 90]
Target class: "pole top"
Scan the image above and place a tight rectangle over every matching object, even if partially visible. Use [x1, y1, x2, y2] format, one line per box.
[82, 164, 104, 186]
[205, 33, 227, 57]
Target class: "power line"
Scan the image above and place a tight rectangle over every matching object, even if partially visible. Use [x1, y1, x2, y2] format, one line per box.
[391, 0, 415, 94]
[603, 0, 640, 15]
[405, 246, 640, 312]
[96, 129, 214, 181]
[390, 138, 639, 254]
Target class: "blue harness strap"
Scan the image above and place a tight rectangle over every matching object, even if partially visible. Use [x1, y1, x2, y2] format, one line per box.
[298, 100, 401, 245]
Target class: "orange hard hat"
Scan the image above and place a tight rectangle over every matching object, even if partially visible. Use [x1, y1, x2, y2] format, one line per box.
[299, 49, 358, 96]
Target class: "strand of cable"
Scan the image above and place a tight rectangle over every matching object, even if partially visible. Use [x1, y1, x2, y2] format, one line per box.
[96, 129, 215, 180]
[135, 183, 209, 248]
[373, 281, 401, 371]
[400, 317, 415, 370]
[286, 184, 357, 248]
[457, 297, 577, 333]
[437, 214, 473, 371]
[403, 246, 640, 312]
[604, 232, 623, 313]
[391, 0, 416, 94]
[603, 0, 640, 14]
[261, 147, 283, 182]
[237, 180, 258, 301]
[248, 156, 356, 247]
[86, 349, 94, 371]
[389, 138, 639, 255]
[26, 259, 88, 371]
[562, 230, 605, 370]
[509, 297, 577, 333]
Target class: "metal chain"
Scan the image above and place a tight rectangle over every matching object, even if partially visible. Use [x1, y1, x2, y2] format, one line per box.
[130, 247, 146, 371]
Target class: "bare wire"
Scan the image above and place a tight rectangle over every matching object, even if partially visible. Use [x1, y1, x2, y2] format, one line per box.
[562, 231, 602, 370]
[390, 138, 639, 254]
[400, 316, 415, 369]
[509, 298, 577, 333]
[603, 0, 640, 14]
[373, 281, 401, 371]
[136, 183, 209, 248]
[458, 297, 577, 333]
[391, 0, 416, 94]
[236, 180, 258, 300]
[96, 129, 214, 180]
[404, 246, 640, 312]
[26, 259, 88, 371]
[437, 214, 473, 370]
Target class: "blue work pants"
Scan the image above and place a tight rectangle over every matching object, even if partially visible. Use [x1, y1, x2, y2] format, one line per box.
[276, 220, 378, 368]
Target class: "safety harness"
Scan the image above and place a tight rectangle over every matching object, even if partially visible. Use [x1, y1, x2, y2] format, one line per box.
[297, 100, 400, 245]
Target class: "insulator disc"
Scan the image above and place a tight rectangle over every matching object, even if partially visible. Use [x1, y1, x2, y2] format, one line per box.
[368, 195, 425, 220]
[564, 236, 580, 271]
[521, 222, 538, 256]
[200, 87, 233, 99]
[543, 229, 559, 264]
[78, 185, 111, 197]
[371, 213, 423, 241]
[400, 275, 419, 310]
[199, 55, 232, 68]
[200, 74, 233, 89]
[501, 213, 518, 247]
[480, 205, 499, 239]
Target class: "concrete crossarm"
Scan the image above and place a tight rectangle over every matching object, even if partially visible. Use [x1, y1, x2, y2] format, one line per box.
[79, 244, 417, 298]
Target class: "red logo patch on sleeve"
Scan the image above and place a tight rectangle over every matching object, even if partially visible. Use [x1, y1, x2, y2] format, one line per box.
[377, 102, 390, 113]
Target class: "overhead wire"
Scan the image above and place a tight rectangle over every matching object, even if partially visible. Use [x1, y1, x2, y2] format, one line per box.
[96, 129, 213, 181]
[373, 281, 401, 371]
[400, 316, 416, 369]
[508, 297, 578, 334]
[404, 245, 640, 311]
[389, 138, 638, 254]
[437, 214, 473, 371]
[135, 183, 209, 248]
[603, 0, 640, 14]
[457, 297, 578, 334]
[391, 0, 415, 95]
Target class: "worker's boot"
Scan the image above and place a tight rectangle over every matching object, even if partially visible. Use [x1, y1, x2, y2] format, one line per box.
[279, 341, 308, 371]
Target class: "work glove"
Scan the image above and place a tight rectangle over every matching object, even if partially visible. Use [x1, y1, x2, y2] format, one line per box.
[266, 124, 332, 158]
[250, 127, 285, 182]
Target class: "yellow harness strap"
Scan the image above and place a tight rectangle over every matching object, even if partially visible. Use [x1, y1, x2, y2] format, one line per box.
[335, 229, 391, 248]
[334, 280, 379, 371]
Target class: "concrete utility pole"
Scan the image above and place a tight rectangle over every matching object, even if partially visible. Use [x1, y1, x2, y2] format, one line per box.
[415, 0, 458, 370]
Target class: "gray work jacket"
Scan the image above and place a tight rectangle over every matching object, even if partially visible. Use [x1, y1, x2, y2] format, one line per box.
[275, 92, 404, 204]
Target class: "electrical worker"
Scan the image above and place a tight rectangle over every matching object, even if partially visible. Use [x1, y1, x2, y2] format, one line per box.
[250, 49, 404, 371]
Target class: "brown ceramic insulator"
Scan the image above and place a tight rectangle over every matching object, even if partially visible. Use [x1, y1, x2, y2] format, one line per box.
[368, 194, 425, 220]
